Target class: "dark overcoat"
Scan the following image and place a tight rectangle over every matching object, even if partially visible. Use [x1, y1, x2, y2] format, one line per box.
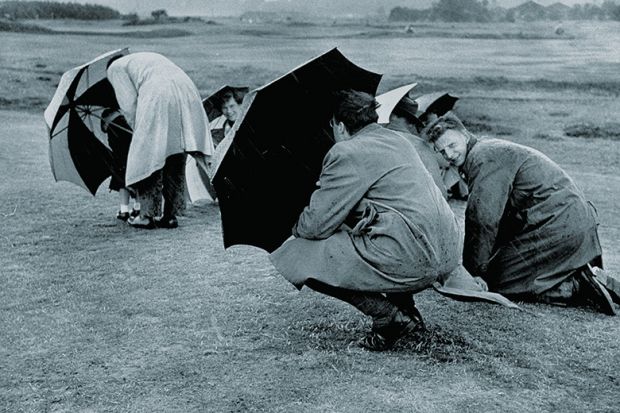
[461, 137, 602, 295]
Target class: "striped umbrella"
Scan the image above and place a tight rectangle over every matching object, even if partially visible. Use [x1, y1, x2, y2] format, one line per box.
[44, 48, 130, 195]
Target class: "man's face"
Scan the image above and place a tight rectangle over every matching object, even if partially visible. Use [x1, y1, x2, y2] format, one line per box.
[221, 98, 241, 122]
[433, 129, 468, 167]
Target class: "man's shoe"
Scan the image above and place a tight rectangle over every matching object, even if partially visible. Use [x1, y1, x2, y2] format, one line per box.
[154, 215, 178, 229]
[589, 265, 620, 305]
[116, 211, 130, 221]
[358, 311, 423, 351]
[128, 215, 156, 229]
[398, 300, 426, 331]
[576, 266, 616, 316]
[386, 294, 426, 331]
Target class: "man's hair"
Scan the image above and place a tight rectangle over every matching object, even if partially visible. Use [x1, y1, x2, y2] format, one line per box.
[424, 111, 473, 143]
[391, 96, 424, 131]
[332, 89, 379, 135]
[221, 89, 245, 106]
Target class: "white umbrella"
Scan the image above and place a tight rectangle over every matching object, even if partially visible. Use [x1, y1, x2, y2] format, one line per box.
[375, 82, 417, 124]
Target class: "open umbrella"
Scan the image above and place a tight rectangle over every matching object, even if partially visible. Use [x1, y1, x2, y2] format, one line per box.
[213, 48, 382, 252]
[375, 82, 417, 124]
[415, 91, 459, 123]
[44, 48, 130, 195]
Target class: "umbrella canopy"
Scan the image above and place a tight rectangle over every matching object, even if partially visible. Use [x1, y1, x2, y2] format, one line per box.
[44, 48, 130, 195]
[202, 85, 250, 121]
[375, 83, 417, 124]
[213, 48, 382, 252]
[415, 91, 459, 123]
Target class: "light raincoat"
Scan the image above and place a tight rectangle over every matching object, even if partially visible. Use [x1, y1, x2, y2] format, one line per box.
[107, 52, 213, 187]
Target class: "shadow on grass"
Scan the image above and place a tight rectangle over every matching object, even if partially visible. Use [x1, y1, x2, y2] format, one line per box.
[293, 318, 474, 363]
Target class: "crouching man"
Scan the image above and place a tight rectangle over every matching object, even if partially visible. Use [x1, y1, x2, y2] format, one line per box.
[270, 90, 462, 350]
[426, 112, 617, 315]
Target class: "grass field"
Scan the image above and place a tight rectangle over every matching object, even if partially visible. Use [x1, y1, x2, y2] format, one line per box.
[1, 18, 619, 412]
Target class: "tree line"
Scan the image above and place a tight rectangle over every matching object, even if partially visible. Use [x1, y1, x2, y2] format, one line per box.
[389, 0, 620, 22]
[0, 1, 121, 20]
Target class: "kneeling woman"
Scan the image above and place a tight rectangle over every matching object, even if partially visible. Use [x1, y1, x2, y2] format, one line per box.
[270, 90, 462, 350]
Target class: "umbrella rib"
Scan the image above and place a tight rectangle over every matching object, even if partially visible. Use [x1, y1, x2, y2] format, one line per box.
[89, 112, 134, 135]
[50, 125, 70, 138]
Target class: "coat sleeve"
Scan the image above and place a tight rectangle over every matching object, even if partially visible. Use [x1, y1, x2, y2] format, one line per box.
[463, 158, 515, 276]
[107, 64, 138, 129]
[293, 147, 367, 240]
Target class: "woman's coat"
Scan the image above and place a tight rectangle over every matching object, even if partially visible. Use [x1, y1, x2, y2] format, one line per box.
[107, 52, 214, 187]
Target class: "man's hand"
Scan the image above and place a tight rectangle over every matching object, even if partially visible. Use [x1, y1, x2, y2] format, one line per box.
[473, 276, 488, 292]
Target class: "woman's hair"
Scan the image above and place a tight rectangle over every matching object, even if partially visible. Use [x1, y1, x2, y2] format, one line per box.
[332, 89, 379, 135]
[424, 111, 474, 142]
[221, 89, 245, 105]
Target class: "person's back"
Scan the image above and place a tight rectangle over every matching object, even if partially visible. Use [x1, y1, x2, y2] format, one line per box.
[471, 138, 592, 232]
[463, 137, 601, 295]
[390, 129, 448, 198]
[336, 124, 459, 275]
[109, 52, 192, 89]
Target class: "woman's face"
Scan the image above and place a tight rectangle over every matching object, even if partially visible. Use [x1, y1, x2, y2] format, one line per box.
[221, 98, 241, 123]
[433, 129, 468, 167]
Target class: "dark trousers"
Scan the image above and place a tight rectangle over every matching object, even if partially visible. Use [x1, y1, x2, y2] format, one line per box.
[131, 153, 188, 218]
[304, 279, 415, 328]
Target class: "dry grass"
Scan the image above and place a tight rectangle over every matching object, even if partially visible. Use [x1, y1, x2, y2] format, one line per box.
[1, 20, 620, 412]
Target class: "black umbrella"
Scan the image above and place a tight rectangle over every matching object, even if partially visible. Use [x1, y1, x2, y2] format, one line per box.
[212, 48, 382, 252]
[44, 48, 130, 195]
[415, 92, 459, 124]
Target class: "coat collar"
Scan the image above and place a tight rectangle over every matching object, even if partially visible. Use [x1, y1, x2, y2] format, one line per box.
[460, 135, 478, 174]
[353, 122, 383, 137]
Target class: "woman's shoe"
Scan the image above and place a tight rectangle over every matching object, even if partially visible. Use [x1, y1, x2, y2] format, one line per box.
[154, 215, 178, 229]
[129, 209, 141, 219]
[127, 215, 156, 229]
[116, 211, 130, 221]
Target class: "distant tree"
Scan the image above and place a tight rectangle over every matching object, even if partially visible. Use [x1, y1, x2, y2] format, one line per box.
[569, 3, 605, 20]
[429, 0, 492, 22]
[0, 1, 120, 20]
[602, 0, 620, 20]
[388, 6, 430, 22]
[151, 9, 168, 20]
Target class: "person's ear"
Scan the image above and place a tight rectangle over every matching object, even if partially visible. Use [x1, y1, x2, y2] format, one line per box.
[337, 121, 347, 135]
